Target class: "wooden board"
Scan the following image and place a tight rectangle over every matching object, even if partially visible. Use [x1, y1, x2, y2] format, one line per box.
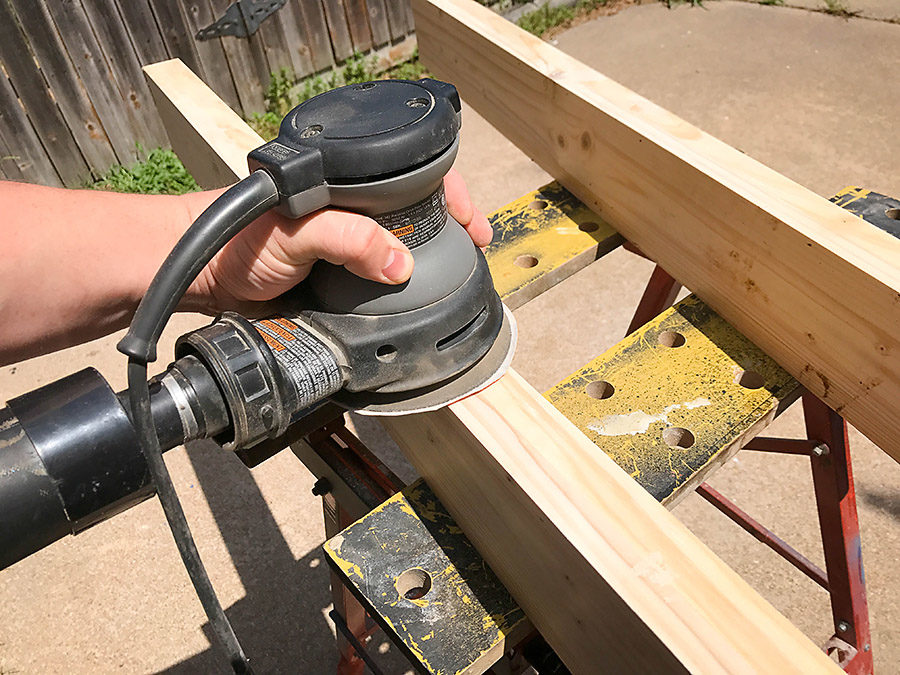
[294, 0, 336, 72]
[79, 0, 168, 151]
[321, 0, 355, 61]
[143, 60, 263, 188]
[43, 0, 143, 165]
[207, 0, 269, 114]
[0, 5, 91, 186]
[384, 0, 410, 40]
[0, 66, 64, 186]
[273, 1, 317, 79]
[6, 1, 117, 175]
[412, 0, 900, 462]
[366, 0, 392, 48]
[180, 1, 244, 114]
[382, 371, 838, 673]
[112, 0, 169, 66]
[144, 56, 841, 674]
[344, 0, 374, 53]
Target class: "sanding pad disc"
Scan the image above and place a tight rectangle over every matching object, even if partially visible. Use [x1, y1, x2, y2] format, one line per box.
[332, 304, 517, 416]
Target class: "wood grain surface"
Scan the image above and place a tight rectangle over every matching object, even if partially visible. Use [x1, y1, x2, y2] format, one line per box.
[412, 0, 900, 462]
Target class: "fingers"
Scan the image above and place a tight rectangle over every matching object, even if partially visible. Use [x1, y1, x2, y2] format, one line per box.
[444, 169, 493, 247]
[202, 171, 489, 310]
[273, 209, 414, 284]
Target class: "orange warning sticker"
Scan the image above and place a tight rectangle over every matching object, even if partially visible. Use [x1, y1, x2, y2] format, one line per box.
[391, 224, 415, 238]
[257, 329, 285, 352]
[260, 319, 296, 342]
[273, 317, 299, 331]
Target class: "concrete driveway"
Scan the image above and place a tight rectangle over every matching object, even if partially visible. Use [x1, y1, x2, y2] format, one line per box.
[1, 1, 898, 672]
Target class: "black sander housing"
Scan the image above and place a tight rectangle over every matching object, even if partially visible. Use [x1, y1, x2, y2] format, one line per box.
[175, 79, 515, 451]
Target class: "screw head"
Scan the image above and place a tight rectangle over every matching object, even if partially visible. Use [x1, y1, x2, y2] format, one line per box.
[300, 124, 323, 138]
[837, 620, 850, 633]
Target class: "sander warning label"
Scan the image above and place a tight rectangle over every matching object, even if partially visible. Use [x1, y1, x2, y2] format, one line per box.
[375, 185, 446, 249]
[253, 316, 343, 408]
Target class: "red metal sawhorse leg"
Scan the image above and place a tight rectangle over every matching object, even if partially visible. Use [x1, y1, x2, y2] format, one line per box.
[627, 259, 873, 673]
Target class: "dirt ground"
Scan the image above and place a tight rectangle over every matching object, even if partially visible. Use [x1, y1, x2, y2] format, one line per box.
[1, 1, 898, 672]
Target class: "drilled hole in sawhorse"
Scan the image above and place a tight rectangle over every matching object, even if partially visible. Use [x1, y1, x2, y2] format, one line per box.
[585, 380, 615, 399]
[663, 427, 695, 449]
[397, 568, 432, 600]
[658, 330, 686, 348]
[734, 369, 765, 389]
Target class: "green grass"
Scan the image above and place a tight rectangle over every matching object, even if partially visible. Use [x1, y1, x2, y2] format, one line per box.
[90, 147, 199, 194]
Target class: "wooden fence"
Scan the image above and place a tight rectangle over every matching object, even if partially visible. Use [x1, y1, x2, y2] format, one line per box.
[0, 0, 415, 188]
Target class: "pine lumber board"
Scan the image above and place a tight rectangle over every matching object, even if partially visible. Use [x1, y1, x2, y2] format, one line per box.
[382, 371, 839, 673]
[412, 0, 900, 462]
[143, 59, 263, 189]
[146, 57, 839, 672]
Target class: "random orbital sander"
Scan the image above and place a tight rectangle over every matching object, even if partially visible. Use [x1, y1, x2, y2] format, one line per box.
[0, 78, 515, 672]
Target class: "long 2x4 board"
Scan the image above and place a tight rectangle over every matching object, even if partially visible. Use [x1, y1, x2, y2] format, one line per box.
[412, 0, 900, 463]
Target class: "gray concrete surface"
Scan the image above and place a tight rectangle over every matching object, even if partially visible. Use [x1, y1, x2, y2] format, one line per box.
[738, 0, 900, 22]
[1, 1, 899, 672]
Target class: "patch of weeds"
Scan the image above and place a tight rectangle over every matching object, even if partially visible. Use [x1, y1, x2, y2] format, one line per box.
[384, 48, 430, 80]
[757, 0, 784, 5]
[518, 0, 612, 37]
[90, 146, 199, 194]
[517, 3, 575, 35]
[822, 0, 859, 16]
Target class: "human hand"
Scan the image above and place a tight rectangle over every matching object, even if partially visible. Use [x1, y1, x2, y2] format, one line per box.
[188, 169, 492, 314]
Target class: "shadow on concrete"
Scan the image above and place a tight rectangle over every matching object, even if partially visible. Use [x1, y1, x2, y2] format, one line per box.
[157, 439, 337, 673]
[857, 487, 900, 522]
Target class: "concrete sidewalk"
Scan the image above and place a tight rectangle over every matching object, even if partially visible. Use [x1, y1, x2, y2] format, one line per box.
[1, 1, 898, 672]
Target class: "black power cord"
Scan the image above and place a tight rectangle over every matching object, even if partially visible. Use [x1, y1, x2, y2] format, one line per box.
[119, 170, 280, 673]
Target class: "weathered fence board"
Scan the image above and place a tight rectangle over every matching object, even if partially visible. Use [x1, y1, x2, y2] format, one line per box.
[0, 3, 92, 186]
[0, 73, 62, 186]
[43, 0, 143, 164]
[295, 0, 337, 71]
[273, 2, 316, 78]
[79, 0, 167, 148]
[385, 0, 411, 39]
[367, 0, 392, 47]
[321, 0, 356, 61]
[0, 0, 415, 188]
[182, 1, 244, 112]
[11, 2, 118, 172]
[112, 0, 169, 66]
[345, 0, 375, 53]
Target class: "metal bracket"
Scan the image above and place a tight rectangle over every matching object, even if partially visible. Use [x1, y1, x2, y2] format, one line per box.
[196, 0, 286, 40]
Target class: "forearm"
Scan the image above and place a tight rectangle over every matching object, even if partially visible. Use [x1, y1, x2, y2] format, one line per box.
[0, 181, 220, 365]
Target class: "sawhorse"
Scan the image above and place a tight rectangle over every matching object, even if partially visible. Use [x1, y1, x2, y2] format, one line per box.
[296, 185, 895, 674]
